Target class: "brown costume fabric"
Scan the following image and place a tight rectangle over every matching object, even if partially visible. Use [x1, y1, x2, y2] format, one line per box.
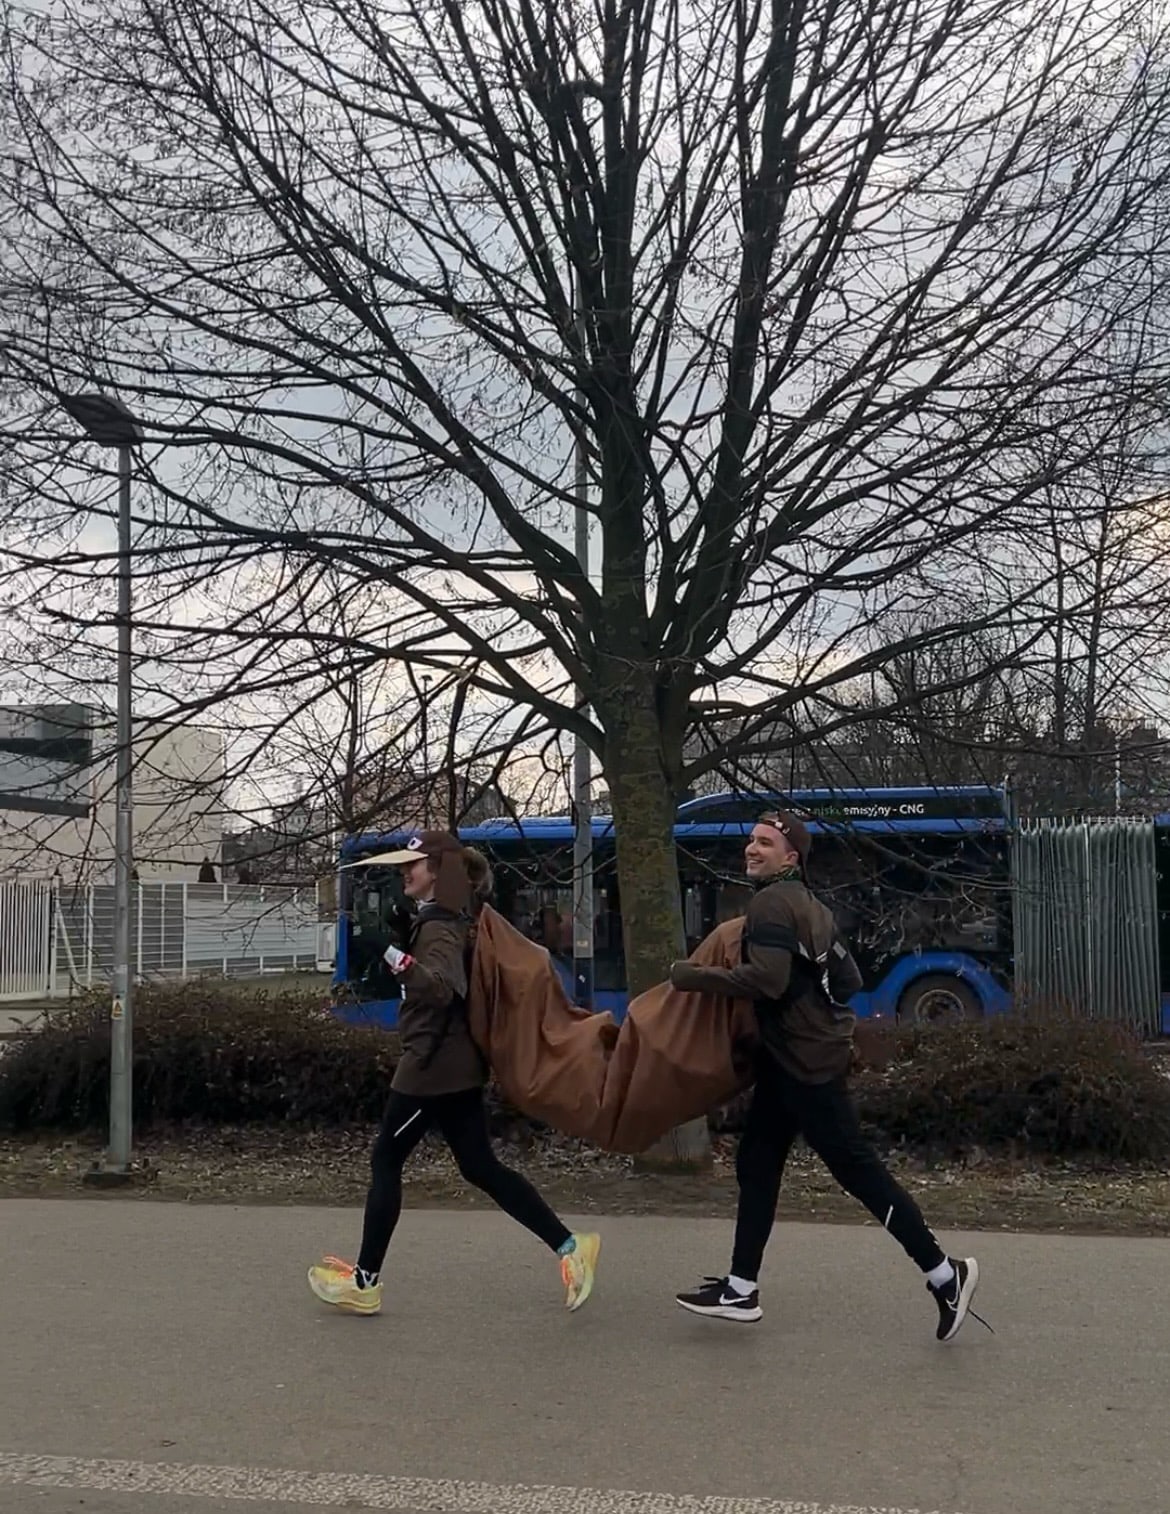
[466, 907, 759, 1154]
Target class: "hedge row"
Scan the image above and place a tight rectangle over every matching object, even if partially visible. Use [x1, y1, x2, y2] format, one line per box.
[858, 1016, 1170, 1161]
[0, 985, 400, 1130]
[3, 983, 1169, 1160]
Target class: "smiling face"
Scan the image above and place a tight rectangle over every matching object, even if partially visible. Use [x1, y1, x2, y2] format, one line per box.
[400, 856, 435, 901]
[744, 822, 800, 879]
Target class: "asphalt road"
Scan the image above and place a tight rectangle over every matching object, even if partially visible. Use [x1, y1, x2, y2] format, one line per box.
[1, 1199, 1166, 1514]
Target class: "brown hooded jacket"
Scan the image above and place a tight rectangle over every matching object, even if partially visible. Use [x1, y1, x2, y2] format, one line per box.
[390, 841, 494, 1097]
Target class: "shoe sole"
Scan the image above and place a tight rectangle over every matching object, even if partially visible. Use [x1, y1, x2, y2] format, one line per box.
[676, 1298, 763, 1323]
[939, 1257, 979, 1343]
[307, 1268, 381, 1315]
[565, 1235, 601, 1312]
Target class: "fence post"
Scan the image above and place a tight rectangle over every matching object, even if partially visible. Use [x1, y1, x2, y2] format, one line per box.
[85, 884, 94, 988]
[47, 878, 59, 997]
[181, 883, 188, 980]
[134, 878, 143, 984]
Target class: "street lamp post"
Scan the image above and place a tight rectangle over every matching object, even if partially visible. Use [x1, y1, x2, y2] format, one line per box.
[62, 391, 142, 1180]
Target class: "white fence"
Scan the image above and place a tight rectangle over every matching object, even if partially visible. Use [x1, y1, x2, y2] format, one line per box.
[0, 879, 329, 1001]
[0, 880, 54, 1001]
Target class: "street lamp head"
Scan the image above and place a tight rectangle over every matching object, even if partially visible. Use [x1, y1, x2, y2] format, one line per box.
[61, 391, 143, 449]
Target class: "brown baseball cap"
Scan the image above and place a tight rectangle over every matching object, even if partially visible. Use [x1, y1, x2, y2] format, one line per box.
[757, 810, 812, 864]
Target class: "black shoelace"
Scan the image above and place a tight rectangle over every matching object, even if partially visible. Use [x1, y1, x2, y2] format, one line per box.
[941, 1276, 995, 1334]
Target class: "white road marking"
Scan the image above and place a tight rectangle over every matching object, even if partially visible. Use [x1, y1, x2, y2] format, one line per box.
[0, 1452, 964, 1514]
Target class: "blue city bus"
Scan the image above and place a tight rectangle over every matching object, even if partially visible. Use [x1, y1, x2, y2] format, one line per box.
[333, 785, 1013, 1027]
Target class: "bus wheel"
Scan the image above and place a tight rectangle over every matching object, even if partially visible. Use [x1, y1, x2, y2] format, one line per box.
[897, 974, 982, 1024]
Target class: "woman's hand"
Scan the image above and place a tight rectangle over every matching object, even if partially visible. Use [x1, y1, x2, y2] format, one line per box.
[382, 944, 415, 976]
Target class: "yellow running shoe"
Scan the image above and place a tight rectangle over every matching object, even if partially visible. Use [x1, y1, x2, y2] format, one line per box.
[560, 1232, 601, 1312]
[307, 1255, 382, 1315]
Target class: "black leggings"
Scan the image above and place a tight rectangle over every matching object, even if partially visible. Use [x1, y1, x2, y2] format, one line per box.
[731, 1055, 946, 1282]
[357, 1087, 572, 1276]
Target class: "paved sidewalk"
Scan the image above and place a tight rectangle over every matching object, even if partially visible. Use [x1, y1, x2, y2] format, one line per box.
[0, 1200, 1166, 1514]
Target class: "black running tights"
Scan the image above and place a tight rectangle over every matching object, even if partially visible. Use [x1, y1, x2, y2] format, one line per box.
[731, 1055, 947, 1281]
[356, 1087, 572, 1277]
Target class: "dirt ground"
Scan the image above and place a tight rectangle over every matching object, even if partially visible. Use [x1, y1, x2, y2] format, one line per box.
[2, 1124, 1169, 1237]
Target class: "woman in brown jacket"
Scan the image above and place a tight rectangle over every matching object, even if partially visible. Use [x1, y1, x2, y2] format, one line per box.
[308, 830, 600, 1316]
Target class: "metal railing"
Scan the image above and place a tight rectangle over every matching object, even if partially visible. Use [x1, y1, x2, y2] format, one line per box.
[0, 878, 328, 1001]
[1012, 816, 1160, 1034]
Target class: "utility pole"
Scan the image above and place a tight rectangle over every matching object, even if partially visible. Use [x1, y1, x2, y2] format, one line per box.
[421, 674, 432, 828]
[111, 440, 134, 1168]
[571, 287, 594, 1010]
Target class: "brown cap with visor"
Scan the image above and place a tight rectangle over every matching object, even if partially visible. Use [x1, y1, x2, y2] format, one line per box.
[347, 829, 471, 913]
[358, 830, 465, 866]
[757, 810, 812, 865]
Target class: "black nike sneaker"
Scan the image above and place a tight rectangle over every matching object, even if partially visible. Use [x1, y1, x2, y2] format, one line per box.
[676, 1276, 763, 1323]
[929, 1256, 982, 1341]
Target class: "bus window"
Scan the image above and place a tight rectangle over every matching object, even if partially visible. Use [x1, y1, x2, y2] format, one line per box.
[341, 864, 408, 997]
[808, 833, 1008, 979]
[715, 880, 752, 924]
[684, 884, 704, 944]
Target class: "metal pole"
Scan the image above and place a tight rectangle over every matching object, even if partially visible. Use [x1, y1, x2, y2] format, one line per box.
[60, 392, 142, 1186]
[109, 444, 135, 1171]
[571, 289, 594, 1010]
[421, 674, 432, 828]
[47, 875, 60, 998]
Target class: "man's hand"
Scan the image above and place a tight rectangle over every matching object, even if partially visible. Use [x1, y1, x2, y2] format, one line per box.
[670, 960, 702, 990]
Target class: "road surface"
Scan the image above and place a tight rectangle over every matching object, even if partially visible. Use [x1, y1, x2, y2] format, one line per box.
[0, 1200, 1165, 1514]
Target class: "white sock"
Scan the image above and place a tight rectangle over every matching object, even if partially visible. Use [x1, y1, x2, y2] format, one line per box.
[926, 1259, 955, 1290]
[726, 1274, 756, 1296]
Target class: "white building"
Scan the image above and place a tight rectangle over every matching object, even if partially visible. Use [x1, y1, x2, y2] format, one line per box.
[0, 703, 225, 883]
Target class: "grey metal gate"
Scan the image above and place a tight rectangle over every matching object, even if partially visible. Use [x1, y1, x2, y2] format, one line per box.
[1011, 816, 1160, 1033]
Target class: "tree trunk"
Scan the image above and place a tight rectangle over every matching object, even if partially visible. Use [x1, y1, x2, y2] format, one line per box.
[602, 677, 712, 1172]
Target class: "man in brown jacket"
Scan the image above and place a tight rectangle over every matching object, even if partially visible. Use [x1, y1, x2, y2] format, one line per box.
[669, 812, 983, 1342]
[308, 831, 600, 1316]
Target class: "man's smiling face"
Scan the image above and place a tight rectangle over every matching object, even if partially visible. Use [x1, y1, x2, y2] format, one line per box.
[744, 822, 799, 879]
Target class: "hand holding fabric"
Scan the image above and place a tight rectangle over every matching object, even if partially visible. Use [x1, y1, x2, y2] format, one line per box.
[669, 960, 704, 991]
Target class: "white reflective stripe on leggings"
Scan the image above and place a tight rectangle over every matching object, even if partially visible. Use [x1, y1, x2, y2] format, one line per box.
[393, 1108, 424, 1139]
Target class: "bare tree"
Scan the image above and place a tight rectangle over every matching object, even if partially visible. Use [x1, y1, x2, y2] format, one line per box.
[219, 578, 549, 877]
[3, 0, 1170, 1162]
[861, 419, 1170, 809]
